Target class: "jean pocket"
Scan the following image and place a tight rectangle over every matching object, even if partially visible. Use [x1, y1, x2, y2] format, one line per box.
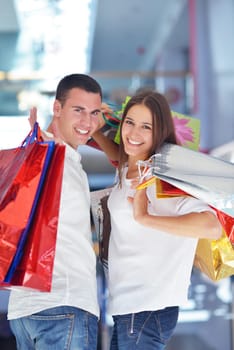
[155, 306, 179, 343]
[29, 312, 75, 350]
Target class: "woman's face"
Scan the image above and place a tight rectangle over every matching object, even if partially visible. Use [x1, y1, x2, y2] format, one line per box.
[121, 103, 153, 161]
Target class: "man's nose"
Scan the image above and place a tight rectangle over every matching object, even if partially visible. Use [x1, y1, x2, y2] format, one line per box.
[79, 112, 91, 126]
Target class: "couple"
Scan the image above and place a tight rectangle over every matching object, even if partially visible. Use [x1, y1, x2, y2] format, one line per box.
[7, 73, 221, 350]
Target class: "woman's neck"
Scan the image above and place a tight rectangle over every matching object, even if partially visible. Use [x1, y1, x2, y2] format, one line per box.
[126, 158, 139, 179]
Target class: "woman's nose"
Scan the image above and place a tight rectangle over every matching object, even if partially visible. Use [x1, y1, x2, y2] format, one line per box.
[129, 126, 140, 138]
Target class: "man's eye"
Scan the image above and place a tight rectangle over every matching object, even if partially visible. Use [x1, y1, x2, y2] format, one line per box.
[75, 108, 82, 113]
[92, 111, 100, 117]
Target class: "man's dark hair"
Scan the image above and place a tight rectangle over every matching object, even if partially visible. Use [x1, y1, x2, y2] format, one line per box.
[55, 73, 102, 105]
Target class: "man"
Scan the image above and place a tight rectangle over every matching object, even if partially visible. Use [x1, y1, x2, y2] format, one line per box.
[8, 74, 102, 350]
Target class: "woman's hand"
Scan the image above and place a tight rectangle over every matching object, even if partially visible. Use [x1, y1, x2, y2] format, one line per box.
[130, 188, 149, 223]
[90, 103, 119, 161]
[94, 102, 114, 131]
[128, 178, 149, 223]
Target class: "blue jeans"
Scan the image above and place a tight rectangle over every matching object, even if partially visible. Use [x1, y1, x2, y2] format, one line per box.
[110, 307, 179, 350]
[9, 306, 98, 350]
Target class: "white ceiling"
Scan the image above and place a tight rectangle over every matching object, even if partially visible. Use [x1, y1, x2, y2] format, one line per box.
[0, 0, 19, 32]
[0, 0, 189, 112]
[0, 0, 189, 73]
[91, 0, 188, 72]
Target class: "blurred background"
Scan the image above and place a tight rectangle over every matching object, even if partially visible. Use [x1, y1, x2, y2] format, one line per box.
[0, 0, 233, 349]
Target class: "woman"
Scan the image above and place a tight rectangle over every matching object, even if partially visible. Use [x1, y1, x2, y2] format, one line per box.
[93, 90, 222, 349]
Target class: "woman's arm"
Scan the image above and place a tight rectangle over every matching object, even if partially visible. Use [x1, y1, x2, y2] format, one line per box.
[92, 130, 120, 161]
[90, 103, 120, 161]
[129, 187, 222, 240]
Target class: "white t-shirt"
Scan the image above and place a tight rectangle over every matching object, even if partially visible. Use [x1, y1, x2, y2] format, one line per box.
[8, 144, 99, 319]
[107, 168, 213, 316]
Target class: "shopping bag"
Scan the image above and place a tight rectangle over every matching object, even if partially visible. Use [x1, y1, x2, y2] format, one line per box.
[0, 123, 55, 281]
[170, 111, 200, 151]
[91, 187, 112, 271]
[137, 142, 234, 217]
[5, 144, 65, 291]
[194, 231, 234, 281]
[215, 209, 234, 244]
[159, 185, 234, 281]
[155, 178, 188, 198]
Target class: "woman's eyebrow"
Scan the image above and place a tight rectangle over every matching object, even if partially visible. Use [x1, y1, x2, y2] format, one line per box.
[142, 122, 152, 126]
[126, 116, 152, 126]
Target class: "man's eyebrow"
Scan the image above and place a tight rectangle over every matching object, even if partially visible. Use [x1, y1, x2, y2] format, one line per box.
[72, 105, 85, 110]
[91, 108, 101, 113]
[72, 106, 101, 113]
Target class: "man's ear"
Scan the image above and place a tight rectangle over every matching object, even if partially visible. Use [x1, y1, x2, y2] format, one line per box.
[53, 100, 61, 117]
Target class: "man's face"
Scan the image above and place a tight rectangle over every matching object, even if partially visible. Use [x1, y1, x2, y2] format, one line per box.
[53, 87, 102, 149]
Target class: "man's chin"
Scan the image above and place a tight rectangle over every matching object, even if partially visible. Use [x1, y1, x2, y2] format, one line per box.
[77, 136, 90, 146]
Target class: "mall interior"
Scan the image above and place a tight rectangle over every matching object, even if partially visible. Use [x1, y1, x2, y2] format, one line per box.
[0, 0, 233, 349]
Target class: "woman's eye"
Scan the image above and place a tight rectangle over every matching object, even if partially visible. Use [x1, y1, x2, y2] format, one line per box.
[125, 119, 133, 125]
[143, 125, 151, 130]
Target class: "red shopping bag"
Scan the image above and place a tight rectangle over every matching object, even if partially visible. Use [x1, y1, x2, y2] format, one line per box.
[7, 144, 65, 291]
[215, 209, 234, 244]
[155, 178, 188, 197]
[0, 123, 55, 281]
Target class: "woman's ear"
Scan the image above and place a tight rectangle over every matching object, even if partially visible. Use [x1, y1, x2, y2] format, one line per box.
[53, 100, 61, 118]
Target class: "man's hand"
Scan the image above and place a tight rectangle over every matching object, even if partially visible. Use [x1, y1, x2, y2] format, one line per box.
[28, 107, 63, 144]
[28, 107, 37, 130]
